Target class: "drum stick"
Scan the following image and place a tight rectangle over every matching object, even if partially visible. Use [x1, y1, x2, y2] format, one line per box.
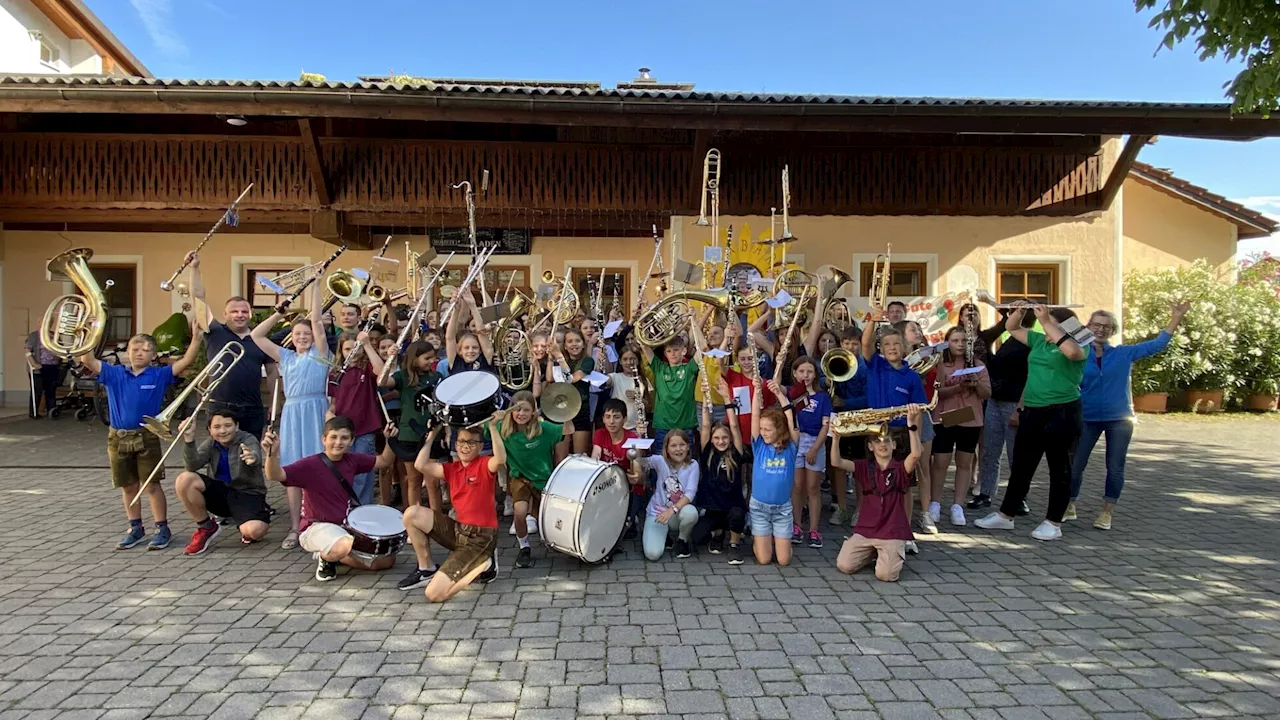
[376, 389, 390, 424]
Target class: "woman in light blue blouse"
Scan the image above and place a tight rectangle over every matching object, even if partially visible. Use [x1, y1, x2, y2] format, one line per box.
[1067, 302, 1188, 530]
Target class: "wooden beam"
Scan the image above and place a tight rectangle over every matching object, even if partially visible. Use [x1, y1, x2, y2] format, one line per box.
[297, 118, 332, 206]
[1099, 134, 1150, 209]
[0, 208, 311, 224]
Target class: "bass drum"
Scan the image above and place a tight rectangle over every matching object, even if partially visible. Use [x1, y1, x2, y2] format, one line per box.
[539, 455, 629, 563]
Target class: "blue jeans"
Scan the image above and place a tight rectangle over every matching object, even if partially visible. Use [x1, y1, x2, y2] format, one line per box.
[350, 432, 377, 505]
[979, 400, 1019, 498]
[642, 505, 699, 560]
[1070, 419, 1134, 504]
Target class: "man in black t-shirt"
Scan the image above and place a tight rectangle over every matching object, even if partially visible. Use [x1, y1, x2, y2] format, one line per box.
[189, 252, 277, 437]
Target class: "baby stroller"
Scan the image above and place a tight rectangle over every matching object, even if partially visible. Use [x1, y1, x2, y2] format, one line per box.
[52, 362, 108, 423]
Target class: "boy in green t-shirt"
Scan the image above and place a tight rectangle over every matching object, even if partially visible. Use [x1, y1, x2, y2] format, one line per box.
[640, 328, 704, 449]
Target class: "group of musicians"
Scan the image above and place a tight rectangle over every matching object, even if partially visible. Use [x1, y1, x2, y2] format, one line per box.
[79, 238, 1187, 602]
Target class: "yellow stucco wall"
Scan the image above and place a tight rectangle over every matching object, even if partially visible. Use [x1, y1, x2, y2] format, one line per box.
[1121, 178, 1238, 276]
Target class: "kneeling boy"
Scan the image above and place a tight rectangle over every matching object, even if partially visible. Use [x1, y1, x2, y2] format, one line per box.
[176, 410, 271, 554]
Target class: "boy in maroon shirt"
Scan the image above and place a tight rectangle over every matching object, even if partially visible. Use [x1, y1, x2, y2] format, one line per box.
[262, 416, 399, 582]
[829, 407, 923, 582]
[591, 399, 642, 535]
[399, 418, 506, 603]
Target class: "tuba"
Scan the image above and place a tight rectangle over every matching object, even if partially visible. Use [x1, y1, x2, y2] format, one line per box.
[634, 287, 734, 347]
[831, 381, 939, 436]
[41, 248, 109, 359]
[820, 348, 858, 383]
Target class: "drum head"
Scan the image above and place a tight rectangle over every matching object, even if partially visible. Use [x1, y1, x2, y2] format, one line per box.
[346, 505, 405, 537]
[435, 371, 500, 406]
[541, 455, 628, 563]
[576, 464, 628, 562]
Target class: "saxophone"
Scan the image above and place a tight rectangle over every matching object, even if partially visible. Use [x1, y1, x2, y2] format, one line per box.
[830, 381, 939, 436]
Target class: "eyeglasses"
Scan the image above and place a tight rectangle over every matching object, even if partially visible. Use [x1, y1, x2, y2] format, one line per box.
[456, 439, 482, 447]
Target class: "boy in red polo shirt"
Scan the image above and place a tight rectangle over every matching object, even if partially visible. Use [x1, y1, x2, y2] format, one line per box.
[591, 399, 641, 535]
[829, 407, 923, 582]
[399, 417, 507, 603]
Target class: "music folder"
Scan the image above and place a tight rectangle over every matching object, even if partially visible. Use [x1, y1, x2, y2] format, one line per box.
[479, 302, 511, 326]
[674, 260, 702, 286]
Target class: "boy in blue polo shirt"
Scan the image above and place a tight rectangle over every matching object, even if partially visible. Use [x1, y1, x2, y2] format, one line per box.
[860, 306, 927, 530]
[80, 327, 202, 550]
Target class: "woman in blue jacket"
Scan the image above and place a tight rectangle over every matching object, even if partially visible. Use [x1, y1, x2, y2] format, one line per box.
[1068, 302, 1188, 530]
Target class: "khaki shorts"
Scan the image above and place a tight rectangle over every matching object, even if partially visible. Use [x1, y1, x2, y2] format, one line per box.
[836, 533, 906, 582]
[107, 428, 164, 489]
[507, 476, 543, 514]
[299, 522, 351, 557]
[428, 510, 497, 582]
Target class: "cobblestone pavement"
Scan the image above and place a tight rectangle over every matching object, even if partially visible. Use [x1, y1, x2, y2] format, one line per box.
[1, 414, 1279, 720]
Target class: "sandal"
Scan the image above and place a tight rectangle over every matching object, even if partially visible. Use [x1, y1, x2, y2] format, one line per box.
[281, 530, 299, 550]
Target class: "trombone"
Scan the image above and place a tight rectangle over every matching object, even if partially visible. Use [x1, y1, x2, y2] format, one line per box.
[131, 343, 246, 505]
[868, 243, 891, 310]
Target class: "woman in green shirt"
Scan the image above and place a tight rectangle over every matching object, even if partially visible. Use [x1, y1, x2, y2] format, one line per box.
[380, 339, 441, 510]
[975, 302, 1086, 542]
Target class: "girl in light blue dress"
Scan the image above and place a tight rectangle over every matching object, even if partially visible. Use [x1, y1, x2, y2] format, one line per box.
[251, 273, 330, 550]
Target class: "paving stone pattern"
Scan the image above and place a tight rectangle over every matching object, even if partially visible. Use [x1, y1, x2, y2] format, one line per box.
[1, 415, 1278, 719]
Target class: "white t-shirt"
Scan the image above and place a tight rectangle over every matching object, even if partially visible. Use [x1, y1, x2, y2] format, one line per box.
[608, 372, 643, 430]
[644, 455, 700, 517]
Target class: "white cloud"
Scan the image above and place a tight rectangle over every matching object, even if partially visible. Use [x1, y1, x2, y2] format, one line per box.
[129, 0, 188, 61]
[1232, 196, 1280, 257]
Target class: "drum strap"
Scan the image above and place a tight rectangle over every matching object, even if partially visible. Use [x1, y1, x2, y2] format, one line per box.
[319, 455, 362, 511]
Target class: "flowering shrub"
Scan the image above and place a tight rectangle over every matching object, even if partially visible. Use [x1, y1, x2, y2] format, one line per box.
[1233, 278, 1280, 395]
[1124, 260, 1237, 393]
[1240, 252, 1280, 298]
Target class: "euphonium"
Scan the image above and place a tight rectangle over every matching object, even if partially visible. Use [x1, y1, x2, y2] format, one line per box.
[831, 381, 939, 436]
[820, 348, 858, 383]
[493, 291, 534, 390]
[634, 287, 734, 347]
[815, 264, 852, 331]
[906, 346, 941, 375]
[41, 248, 109, 359]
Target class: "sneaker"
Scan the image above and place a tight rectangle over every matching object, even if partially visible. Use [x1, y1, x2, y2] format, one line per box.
[1094, 507, 1113, 531]
[950, 504, 966, 527]
[975, 513, 1015, 530]
[920, 513, 939, 535]
[184, 522, 221, 556]
[508, 520, 518, 536]
[148, 525, 172, 551]
[623, 521, 638, 540]
[820, 479, 831, 492]
[503, 495, 514, 517]
[1030, 520, 1062, 541]
[478, 554, 499, 583]
[1015, 500, 1031, 516]
[315, 558, 338, 582]
[727, 543, 744, 565]
[117, 525, 146, 550]
[396, 566, 436, 590]
[1063, 501, 1078, 521]
[675, 539, 692, 559]
[928, 501, 941, 523]
[527, 516, 539, 535]
[807, 530, 823, 549]
[828, 507, 849, 527]
[966, 494, 992, 510]
[515, 546, 534, 568]
[791, 524, 803, 544]
[905, 540, 919, 555]
[708, 534, 724, 555]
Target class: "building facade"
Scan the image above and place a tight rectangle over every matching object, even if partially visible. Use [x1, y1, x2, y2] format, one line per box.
[0, 0, 148, 76]
[0, 75, 1275, 404]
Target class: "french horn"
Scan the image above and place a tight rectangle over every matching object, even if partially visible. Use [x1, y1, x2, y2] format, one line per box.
[540, 270, 580, 326]
[41, 248, 109, 359]
[633, 287, 734, 348]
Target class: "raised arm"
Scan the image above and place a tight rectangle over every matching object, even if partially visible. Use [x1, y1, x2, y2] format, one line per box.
[1004, 301, 1031, 346]
[170, 318, 204, 378]
[261, 429, 285, 484]
[187, 251, 217, 328]
[749, 308, 776, 357]
[309, 275, 327, 361]
[1033, 305, 1085, 362]
[718, 376, 744, 454]
[445, 293, 463, 365]
[413, 426, 446, 480]
[803, 295, 826, 358]
[903, 406, 923, 474]
[249, 311, 285, 363]
[487, 413, 508, 473]
[861, 308, 879, 362]
[359, 331, 385, 378]
[77, 348, 101, 376]
[469, 295, 495, 362]
[750, 375, 764, 441]
[830, 428, 855, 472]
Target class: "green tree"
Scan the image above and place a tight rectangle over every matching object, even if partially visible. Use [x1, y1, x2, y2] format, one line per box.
[1137, 0, 1280, 114]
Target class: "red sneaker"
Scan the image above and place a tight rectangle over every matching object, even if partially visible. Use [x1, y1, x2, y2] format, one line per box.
[184, 522, 221, 555]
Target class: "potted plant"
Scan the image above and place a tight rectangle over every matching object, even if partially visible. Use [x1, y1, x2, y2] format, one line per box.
[1130, 355, 1176, 413]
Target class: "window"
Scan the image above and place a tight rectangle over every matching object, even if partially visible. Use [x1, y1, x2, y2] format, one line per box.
[244, 266, 297, 311]
[571, 268, 630, 320]
[39, 39, 60, 65]
[859, 262, 927, 298]
[91, 265, 137, 346]
[433, 266, 531, 311]
[995, 264, 1059, 305]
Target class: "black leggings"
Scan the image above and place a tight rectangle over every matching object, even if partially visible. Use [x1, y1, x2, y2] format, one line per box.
[705, 506, 746, 535]
[999, 400, 1082, 523]
[37, 364, 60, 413]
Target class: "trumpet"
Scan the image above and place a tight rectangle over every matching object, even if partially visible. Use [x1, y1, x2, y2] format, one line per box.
[41, 248, 109, 359]
[132, 343, 246, 505]
[634, 287, 734, 348]
[696, 149, 721, 227]
[161, 183, 253, 292]
[831, 381, 939, 436]
[377, 253, 455, 385]
[869, 244, 892, 310]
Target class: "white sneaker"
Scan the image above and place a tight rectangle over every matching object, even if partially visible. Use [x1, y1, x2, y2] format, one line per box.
[503, 496, 514, 517]
[920, 513, 939, 535]
[975, 513, 1015, 530]
[527, 516, 539, 535]
[928, 501, 941, 523]
[508, 521, 517, 536]
[1030, 520, 1062, 541]
[905, 540, 919, 555]
[950, 504, 966, 527]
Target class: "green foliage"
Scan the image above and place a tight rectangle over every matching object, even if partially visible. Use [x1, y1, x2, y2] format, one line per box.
[1234, 261, 1280, 394]
[1136, 0, 1280, 114]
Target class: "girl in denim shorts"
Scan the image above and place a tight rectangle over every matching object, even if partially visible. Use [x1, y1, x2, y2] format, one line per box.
[748, 375, 799, 566]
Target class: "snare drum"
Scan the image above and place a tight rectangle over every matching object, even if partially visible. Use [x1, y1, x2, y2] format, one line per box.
[433, 371, 500, 427]
[344, 505, 407, 559]
[539, 455, 629, 563]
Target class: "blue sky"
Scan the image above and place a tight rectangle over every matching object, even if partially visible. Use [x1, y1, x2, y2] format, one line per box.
[93, 0, 1279, 253]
